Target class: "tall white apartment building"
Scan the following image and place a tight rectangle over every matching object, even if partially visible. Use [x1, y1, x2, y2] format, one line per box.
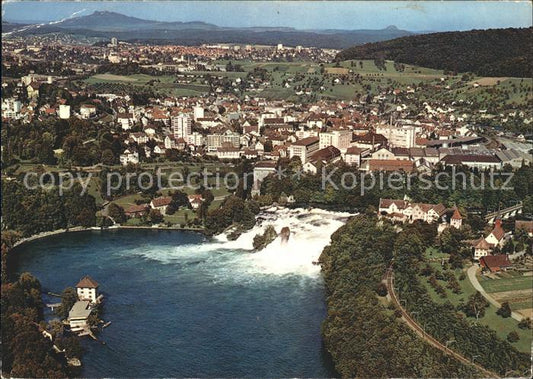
[193, 106, 204, 121]
[375, 124, 416, 148]
[171, 114, 192, 140]
[289, 137, 319, 164]
[319, 129, 352, 152]
[1, 98, 22, 119]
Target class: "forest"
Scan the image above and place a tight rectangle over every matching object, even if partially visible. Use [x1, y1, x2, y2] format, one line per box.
[318, 214, 479, 377]
[319, 214, 530, 377]
[336, 27, 533, 77]
[1, 273, 78, 377]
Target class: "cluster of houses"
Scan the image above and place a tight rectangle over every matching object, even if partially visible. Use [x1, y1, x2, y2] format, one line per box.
[2, 67, 531, 174]
[67, 275, 101, 333]
[475, 219, 533, 274]
[123, 194, 204, 219]
[378, 198, 458, 226]
[472, 219, 533, 266]
[113, 108, 531, 173]
[379, 196, 532, 269]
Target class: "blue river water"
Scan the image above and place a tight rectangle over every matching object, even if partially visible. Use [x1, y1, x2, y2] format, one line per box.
[12, 229, 336, 377]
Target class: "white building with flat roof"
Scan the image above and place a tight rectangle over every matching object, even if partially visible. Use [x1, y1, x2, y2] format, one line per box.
[171, 114, 192, 140]
[289, 137, 319, 164]
[376, 124, 416, 148]
[319, 129, 352, 153]
[68, 300, 93, 329]
[58, 104, 71, 119]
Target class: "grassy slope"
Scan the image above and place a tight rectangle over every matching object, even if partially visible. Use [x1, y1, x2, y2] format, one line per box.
[420, 250, 532, 353]
[84, 59, 532, 104]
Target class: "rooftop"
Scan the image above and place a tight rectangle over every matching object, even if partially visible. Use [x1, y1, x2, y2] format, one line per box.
[76, 275, 99, 289]
[68, 300, 92, 320]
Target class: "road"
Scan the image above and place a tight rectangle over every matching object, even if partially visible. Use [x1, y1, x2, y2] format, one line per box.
[386, 268, 500, 378]
[466, 265, 524, 322]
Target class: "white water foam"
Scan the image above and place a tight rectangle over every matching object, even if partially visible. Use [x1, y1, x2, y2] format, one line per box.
[129, 207, 353, 278]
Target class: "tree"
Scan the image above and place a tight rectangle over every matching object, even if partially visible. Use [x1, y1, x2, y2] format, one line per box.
[496, 302, 512, 318]
[196, 201, 208, 221]
[376, 282, 388, 297]
[518, 317, 531, 329]
[462, 291, 489, 320]
[56, 335, 82, 358]
[101, 149, 115, 165]
[166, 190, 190, 215]
[507, 331, 520, 343]
[107, 203, 126, 224]
[149, 209, 164, 224]
[48, 319, 64, 339]
[502, 239, 514, 254]
[57, 287, 78, 319]
[76, 208, 96, 227]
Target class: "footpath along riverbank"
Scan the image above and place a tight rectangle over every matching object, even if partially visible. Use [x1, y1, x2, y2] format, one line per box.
[11, 225, 206, 250]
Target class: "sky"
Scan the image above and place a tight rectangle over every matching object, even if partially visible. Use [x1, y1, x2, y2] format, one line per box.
[2, 1, 532, 32]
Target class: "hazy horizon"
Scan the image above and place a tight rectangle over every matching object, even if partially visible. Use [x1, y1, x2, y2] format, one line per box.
[2, 1, 532, 32]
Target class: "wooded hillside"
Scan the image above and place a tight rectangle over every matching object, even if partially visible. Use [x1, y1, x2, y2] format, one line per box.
[336, 28, 532, 77]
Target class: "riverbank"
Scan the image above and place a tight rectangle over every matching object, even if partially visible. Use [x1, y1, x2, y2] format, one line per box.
[118, 224, 205, 234]
[9, 224, 206, 251]
[12, 226, 90, 248]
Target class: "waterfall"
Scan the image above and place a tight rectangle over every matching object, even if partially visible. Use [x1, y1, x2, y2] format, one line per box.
[128, 207, 353, 278]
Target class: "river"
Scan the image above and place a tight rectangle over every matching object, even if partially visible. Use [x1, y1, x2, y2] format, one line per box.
[12, 207, 350, 377]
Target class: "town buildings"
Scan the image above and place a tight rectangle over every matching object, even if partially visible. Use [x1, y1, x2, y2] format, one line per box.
[378, 198, 447, 223]
[171, 114, 192, 140]
[319, 129, 351, 152]
[289, 136, 319, 163]
[376, 124, 416, 148]
[471, 219, 508, 260]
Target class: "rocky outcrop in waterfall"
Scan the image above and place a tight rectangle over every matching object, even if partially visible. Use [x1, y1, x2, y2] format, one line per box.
[252, 225, 278, 251]
[280, 227, 291, 245]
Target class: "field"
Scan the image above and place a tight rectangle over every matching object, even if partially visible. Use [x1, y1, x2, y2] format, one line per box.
[92, 74, 140, 82]
[6, 161, 231, 214]
[83, 59, 532, 104]
[470, 77, 509, 86]
[479, 272, 533, 320]
[419, 257, 532, 353]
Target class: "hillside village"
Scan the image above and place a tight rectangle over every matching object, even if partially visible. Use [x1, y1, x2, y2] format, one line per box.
[2, 18, 533, 379]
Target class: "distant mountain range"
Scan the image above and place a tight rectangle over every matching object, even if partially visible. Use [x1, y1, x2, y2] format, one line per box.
[336, 27, 533, 77]
[2, 10, 416, 48]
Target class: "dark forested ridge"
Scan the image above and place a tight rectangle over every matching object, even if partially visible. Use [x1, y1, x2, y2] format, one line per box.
[318, 215, 479, 377]
[336, 27, 533, 77]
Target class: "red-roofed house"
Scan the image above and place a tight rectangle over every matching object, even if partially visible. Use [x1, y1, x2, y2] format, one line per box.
[471, 219, 508, 260]
[486, 219, 506, 247]
[472, 237, 494, 260]
[367, 159, 414, 173]
[515, 220, 533, 237]
[480, 255, 512, 273]
[76, 275, 99, 303]
[188, 194, 204, 210]
[150, 196, 172, 215]
[125, 204, 149, 218]
[450, 208, 463, 229]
